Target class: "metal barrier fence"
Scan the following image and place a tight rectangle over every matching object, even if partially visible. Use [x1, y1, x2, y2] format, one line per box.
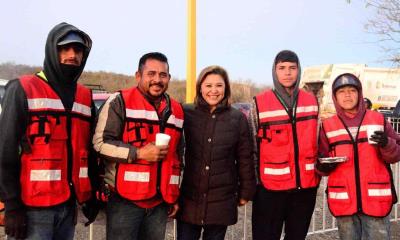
[218, 165, 400, 240]
[214, 116, 400, 239]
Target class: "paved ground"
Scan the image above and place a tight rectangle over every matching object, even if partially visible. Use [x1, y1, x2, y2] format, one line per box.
[1, 208, 399, 240]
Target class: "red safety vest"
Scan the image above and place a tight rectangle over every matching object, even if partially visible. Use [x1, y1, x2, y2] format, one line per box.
[323, 110, 395, 217]
[116, 87, 183, 204]
[255, 89, 320, 190]
[0, 201, 4, 226]
[19, 75, 92, 207]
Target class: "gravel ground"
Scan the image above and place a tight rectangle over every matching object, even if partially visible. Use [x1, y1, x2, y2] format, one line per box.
[1, 206, 399, 240]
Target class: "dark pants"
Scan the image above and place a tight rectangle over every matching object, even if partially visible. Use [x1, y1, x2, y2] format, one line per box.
[177, 220, 227, 240]
[252, 185, 317, 240]
[7, 201, 76, 240]
[106, 193, 168, 240]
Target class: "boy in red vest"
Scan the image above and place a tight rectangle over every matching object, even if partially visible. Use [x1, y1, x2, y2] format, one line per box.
[317, 73, 400, 240]
[252, 50, 320, 240]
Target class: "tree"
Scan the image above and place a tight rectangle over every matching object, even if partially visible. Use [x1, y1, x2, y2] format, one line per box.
[364, 0, 400, 64]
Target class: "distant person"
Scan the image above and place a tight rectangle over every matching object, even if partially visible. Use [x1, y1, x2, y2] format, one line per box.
[317, 73, 400, 240]
[93, 52, 184, 240]
[177, 66, 256, 240]
[364, 97, 372, 110]
[252, 50, 320, 240]
[0, 22, 99, 240]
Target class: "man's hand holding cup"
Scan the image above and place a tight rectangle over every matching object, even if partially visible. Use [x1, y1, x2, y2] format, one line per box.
[136, 133, 171, 162]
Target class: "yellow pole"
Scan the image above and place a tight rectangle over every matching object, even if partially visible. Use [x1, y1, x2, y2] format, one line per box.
[186, 0, 196, 103]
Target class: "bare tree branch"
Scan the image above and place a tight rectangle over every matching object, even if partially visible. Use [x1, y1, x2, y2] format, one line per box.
[363, 0, 400, 64]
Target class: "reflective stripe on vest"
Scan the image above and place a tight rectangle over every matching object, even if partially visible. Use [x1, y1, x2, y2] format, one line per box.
[124, 171, 150, 182]
[326, 124, 382, 139]
[264, 167, 290, 175]
[259, 105, 318, 120]
[30, 170, 61, 181]
[27, 98, 91, 117]
[323, 110, 394, 217]
[126, 109, 183, 129]
[116, 87, 183, 204]
[256, 89, 320, 191]
[368, 189, 391, 197]
[27, 98, 64, 110]
[329, 192, 349, 200]
[19, 75, 92, 207]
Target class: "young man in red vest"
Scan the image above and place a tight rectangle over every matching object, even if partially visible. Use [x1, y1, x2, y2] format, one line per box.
[0, 23, 99, 240]
[252, 50, 320, 240]
[317, 73, 400, 240]
[93, 52, 184, 240]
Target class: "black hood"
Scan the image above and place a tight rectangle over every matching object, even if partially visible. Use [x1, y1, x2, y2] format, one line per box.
[42, 22, 92, 109]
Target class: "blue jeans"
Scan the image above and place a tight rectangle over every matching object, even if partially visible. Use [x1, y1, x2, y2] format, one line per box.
[336, 213, 390, 240]
[7, 202, 76, 240]
[177, 220, 227, 240]
[106, 193, 168, 240]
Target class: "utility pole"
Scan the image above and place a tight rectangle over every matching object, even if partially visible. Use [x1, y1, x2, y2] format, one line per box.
[186, 0, 196, 103]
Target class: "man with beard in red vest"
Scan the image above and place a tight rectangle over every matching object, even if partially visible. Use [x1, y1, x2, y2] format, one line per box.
[93, 52, 184, 240]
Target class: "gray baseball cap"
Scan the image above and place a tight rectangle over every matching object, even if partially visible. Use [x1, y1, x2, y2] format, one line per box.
[57, 32, 87, 47]
[332, 73, 361, 93]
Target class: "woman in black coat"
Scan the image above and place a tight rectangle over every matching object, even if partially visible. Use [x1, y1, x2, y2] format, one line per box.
[177, 66, 256, 240]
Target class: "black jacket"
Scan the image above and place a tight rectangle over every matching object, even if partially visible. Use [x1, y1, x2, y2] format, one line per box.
[178, 104, 256, 226]
[0, 23, 97, 212]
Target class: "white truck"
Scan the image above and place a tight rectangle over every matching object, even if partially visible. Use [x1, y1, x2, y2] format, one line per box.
[300, 64, 400, 117]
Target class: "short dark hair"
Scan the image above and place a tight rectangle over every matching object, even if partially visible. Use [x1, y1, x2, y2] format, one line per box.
[274, 50, 299, 65]
[138, 52, 169, 73]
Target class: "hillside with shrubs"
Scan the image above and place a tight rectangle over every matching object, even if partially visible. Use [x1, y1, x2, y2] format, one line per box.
[0, 62, 269, 103]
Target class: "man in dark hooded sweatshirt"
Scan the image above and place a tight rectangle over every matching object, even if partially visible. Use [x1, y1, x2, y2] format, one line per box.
[317, 73, 400, 240]
[252, 50, 320, 240]
[0, 22, 99, 240]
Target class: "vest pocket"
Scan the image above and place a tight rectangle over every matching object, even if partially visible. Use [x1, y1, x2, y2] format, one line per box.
[366, 176, 392, 202]
[331, 144, 352, 160]
[269, 125, 289, 146]
[117, 162, 157, 199]
[326, 181, 353, 216]
[327, 179, 351, 209]
[165, 164, 181, 203]
[303, 155, 317, 174]
[126, 122, 147, 147]
[27, 116, 52, 144]
[261, 153, 292, 181]
[27, 152, 65, 197]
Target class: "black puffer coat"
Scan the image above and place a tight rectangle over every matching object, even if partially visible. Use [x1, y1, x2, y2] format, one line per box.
[178, 104, 256, 226]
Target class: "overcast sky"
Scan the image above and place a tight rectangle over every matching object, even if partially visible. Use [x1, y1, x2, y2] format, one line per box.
[0, 0, 394, 85]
